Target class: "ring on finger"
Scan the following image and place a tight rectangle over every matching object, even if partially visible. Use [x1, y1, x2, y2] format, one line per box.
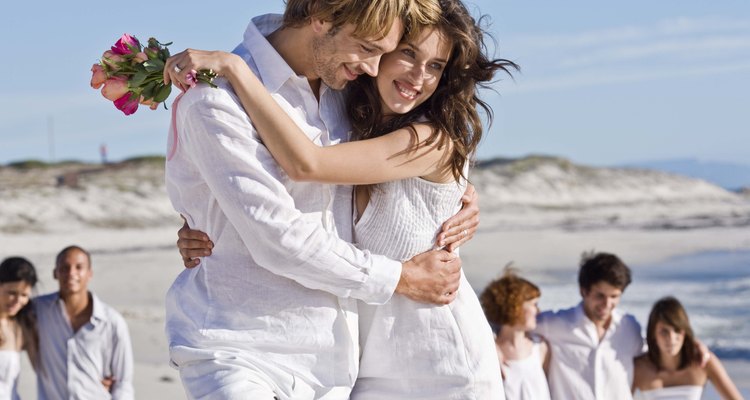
[462, 229, 468, 237]
[174, 64, 183, 73]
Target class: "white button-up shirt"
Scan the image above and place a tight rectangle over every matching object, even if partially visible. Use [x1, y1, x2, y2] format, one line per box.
[34, 292, 134, 400]
[164, 14, 402, 393]
[536, 303, 644, 400]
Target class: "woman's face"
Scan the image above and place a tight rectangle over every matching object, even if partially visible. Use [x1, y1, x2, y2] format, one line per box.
[520, 297, 540, 331]
[0, 281, 32, 318]
[376, 27, 452, 116]
[654, 320, 686, 358]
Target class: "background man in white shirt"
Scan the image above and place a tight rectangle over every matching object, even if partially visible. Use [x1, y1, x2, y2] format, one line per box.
[34, 245, 134, 400]
[536, 252, 643, 400]
[163, 1, 480, 398]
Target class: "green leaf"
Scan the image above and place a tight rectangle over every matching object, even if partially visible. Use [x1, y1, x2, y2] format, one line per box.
[159, 48, 170, 61]
[142, 59, 165, 73]
[153, 84, 172, 103]
[141, 81, 158, 99]
[129, 71, 149, 88]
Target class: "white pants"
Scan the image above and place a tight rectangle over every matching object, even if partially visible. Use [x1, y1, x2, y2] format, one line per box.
[170, 345, 316, 400]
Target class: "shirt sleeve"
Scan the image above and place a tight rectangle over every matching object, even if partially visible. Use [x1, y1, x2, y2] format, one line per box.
[174, 88, 401, 305]
[535, 310, 551, 338]
[109, 313, 134, 400]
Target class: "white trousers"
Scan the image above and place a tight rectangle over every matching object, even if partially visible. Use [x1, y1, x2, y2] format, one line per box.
[170, 345, 315, 400]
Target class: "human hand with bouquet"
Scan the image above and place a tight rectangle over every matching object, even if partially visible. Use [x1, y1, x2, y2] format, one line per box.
[90, 34, 217, 115]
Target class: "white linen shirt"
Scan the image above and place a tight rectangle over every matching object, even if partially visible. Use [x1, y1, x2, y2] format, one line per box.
[34, 292, 134, 400]
[164, 14, 402, 393]
[536, 303, 644, 400]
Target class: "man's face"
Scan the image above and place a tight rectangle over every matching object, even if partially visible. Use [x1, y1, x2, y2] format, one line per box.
[580, 281, 623, 324]
[311, 19, 403, 90]
[54, 249, 92, 297]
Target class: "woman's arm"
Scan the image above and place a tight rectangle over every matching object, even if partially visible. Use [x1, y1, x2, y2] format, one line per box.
[165, 50, 452, 185]
[540, 337, 551, 376]
[705, 352, 743, 400]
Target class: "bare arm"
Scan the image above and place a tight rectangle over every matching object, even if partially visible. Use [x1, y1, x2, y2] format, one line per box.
[166, 49, 451, 185]
[705, 352, 743, 400]
[167, 50, 480, 252]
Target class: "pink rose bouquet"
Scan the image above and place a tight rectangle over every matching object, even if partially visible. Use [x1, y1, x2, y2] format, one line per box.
[91, 34, 216, 115]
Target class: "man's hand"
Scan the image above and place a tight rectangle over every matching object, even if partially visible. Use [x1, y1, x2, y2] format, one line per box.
[695, 339, 711, 368]
[102, 376, 114, 392]
[437, 184, 480, 252]
[176, 216, 213, 268]
[396, 250, 462, 305]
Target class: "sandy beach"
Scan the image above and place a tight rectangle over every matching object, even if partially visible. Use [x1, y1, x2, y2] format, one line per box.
[2, 159, 748, 397]
[3, 224, 748, 398]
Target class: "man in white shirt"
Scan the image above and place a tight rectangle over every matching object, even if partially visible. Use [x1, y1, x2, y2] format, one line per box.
[35, 245, 134, 400]
[163, 1, 479, 398]
[535, 253, 643, 400]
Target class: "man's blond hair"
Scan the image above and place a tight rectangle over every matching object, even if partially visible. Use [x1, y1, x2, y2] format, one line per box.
[283, 0, 441, 41]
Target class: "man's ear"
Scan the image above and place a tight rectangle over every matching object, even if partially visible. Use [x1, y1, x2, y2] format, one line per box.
[310, 18, 331, 35]
[52, 268, 57, 280]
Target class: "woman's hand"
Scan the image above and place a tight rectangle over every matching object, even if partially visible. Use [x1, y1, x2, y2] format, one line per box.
[163, 49, 243, 92]
[437, 184, 480, 252]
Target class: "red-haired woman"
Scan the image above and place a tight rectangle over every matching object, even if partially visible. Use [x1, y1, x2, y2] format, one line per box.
[480, 269, 551, 400]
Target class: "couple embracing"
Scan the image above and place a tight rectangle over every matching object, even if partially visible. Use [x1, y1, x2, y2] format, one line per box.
[163, 0, 516, 398]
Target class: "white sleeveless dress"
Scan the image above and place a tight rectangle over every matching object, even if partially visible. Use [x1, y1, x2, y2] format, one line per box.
[350, 177, 504, 400]
[0, 350, 20, 400]
[503, 342, 551, 400]
[635, 385, 703, 400]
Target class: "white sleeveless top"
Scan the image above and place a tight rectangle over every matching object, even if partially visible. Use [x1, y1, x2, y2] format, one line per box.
[0, 350, 20, 400]
[503, 342, 551, 400]
[635, 385, 703, 400]
[351, 176, 504, 400]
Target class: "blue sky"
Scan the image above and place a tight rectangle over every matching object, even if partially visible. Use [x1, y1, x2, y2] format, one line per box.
[1, 1, 748, 166]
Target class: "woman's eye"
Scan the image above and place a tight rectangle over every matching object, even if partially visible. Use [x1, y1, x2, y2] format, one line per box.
[429, 62, 444, 71]
[361, 45, 375, 54]
[401, 49, 416, 58]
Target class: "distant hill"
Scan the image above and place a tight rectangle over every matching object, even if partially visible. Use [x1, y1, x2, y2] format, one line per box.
[1, 155, 748, 233]
[621, 158, 750, 191]
[473, 155, 750, 230]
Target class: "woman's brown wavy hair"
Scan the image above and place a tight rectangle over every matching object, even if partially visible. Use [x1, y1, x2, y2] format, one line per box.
[347, 0, 519, 182]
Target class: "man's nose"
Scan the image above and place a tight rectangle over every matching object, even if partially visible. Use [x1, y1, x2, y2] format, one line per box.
[360, 56, 380, 77]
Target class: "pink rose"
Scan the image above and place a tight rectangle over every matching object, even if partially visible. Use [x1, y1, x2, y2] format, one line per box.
[144, 47, 159, 59]
[134, 52, 148, 63]
[100, 76, 129, 101]
[101, 50, 125, 71]
[111, 33, 141, 55]
[90, 64, 107, 89]
[114, 93, 139, 115]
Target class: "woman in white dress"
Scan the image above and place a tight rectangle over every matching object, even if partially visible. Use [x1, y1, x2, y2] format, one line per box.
[480, 268, 551, 400]
[0, 257, 39, 400]
[169, 0, 517, 398]
[633, 296, 743, 400]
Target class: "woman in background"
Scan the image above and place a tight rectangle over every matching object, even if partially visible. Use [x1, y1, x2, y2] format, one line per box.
[633, 296, 743, 400]
[480, 268, 551, 400]
[0, 257, 38, 400]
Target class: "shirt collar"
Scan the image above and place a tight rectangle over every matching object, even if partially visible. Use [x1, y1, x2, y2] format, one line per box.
[575, 301, 624, 330]
[55, 291, 105, 327]
[240, 14, 299, 95]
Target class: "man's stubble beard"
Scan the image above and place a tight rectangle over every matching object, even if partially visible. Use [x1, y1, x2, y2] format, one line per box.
[311, 33, 347, 90]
